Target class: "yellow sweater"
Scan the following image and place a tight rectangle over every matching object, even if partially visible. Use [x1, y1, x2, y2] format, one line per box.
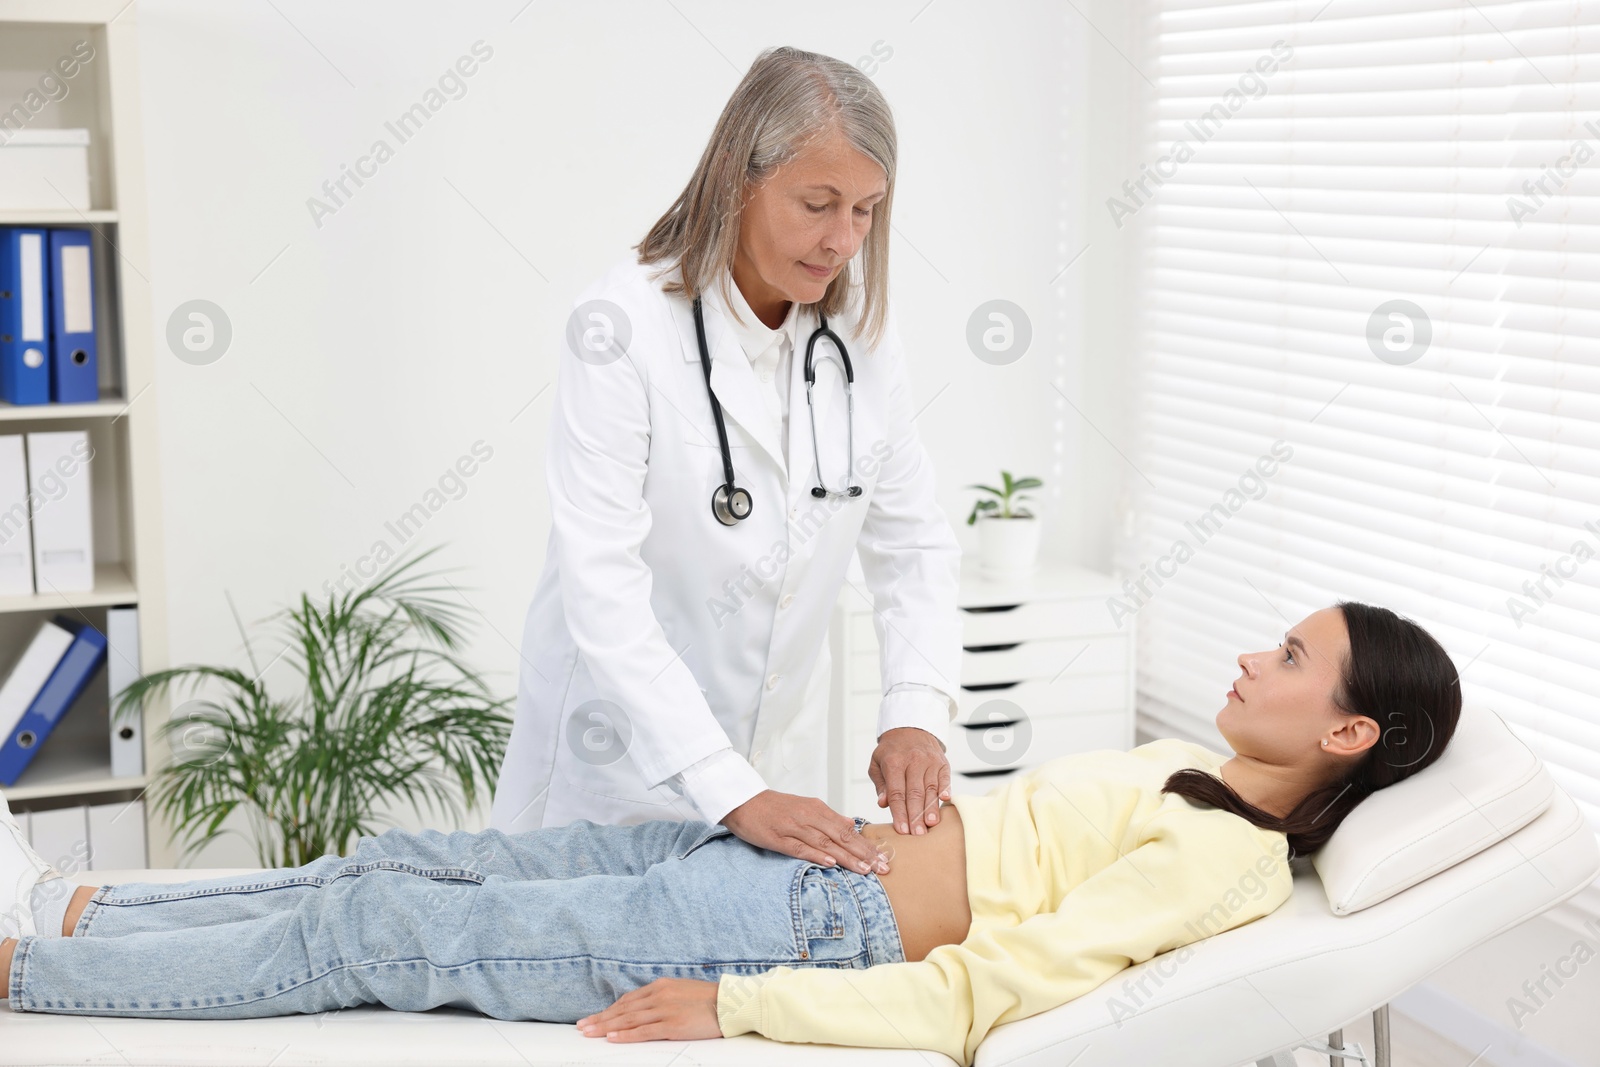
[716, 738, 1294, 1065]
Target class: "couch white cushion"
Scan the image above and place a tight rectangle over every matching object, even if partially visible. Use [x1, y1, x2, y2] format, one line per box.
[13, 720, 1595, 1066]
[26, 784, 1599, 1066]
[1313, 704, 1555, 914]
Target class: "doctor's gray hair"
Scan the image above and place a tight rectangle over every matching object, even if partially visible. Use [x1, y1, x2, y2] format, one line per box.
[635, 45, 896, 353]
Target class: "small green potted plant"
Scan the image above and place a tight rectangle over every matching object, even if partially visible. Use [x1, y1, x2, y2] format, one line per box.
[110, 544, 514, 868]
[966, 469, 1043, 576]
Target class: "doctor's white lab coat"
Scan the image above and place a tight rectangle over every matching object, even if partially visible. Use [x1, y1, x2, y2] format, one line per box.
[489, 255, 963, 833]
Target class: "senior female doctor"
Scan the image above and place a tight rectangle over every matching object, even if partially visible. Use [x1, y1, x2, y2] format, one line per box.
[490, 46, 963, 873]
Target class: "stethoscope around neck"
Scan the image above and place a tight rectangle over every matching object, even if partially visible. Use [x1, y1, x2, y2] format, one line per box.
[692, 294, 862, 526]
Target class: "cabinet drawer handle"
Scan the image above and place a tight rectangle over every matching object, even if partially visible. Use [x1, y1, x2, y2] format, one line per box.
[964, 642, 1021, 653]
[956, 768, 1016, 778]
[962, 681, 1020, 692]
[960, 720, 1021, 730]
[962, 603, 1022, 614]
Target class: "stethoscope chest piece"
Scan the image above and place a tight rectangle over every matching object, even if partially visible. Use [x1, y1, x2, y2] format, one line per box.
[712, 483, 753, 525]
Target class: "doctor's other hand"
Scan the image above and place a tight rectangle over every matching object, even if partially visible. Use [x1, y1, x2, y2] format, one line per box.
[720, 790, 890, 875]
[869, 726, 952, 836]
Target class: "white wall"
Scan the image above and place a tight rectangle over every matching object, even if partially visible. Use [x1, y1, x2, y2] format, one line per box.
[133, 0, 1100, 857]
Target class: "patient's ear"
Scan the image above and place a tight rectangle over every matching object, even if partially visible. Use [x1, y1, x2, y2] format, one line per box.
[1326, 714, 1381, 758]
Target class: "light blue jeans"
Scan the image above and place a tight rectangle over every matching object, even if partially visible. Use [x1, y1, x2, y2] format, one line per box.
[7, 816, 905, 1019]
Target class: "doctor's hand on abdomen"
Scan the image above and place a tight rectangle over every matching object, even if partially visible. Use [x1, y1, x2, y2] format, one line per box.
[868, 726, 953, 835]
[720, 791, 892, 875]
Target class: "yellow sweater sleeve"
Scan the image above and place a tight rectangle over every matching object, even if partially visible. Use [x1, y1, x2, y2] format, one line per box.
[716, 812, 1292, 1066]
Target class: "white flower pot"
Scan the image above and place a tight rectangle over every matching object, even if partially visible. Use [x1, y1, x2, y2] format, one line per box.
[976, 516, 1041, 577]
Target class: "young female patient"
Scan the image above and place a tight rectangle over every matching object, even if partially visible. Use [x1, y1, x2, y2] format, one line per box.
[0, 601, 1460, 1065]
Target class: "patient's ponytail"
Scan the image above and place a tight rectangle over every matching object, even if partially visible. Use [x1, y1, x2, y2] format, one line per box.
[1160, 601, 1462, 860]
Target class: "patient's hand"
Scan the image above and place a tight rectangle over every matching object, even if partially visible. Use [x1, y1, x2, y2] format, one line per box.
[577, 977, 721, 1042]
[870, 726, 951, 835]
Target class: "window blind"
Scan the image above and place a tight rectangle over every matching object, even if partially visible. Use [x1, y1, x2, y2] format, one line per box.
[1117, 0, 1600, 910]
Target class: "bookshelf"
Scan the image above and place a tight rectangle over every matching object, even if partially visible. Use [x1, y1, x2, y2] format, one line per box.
[0, 3, 173, 867]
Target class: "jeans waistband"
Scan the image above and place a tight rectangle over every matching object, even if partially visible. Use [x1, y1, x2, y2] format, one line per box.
[839, 816, 907, 967]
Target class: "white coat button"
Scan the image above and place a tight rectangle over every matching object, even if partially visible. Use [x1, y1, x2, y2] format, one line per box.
[759, 369, 772, 382]
[751, 749, 765, 768]
[766, 673, 781, 690]
[779, 594, 795, 609]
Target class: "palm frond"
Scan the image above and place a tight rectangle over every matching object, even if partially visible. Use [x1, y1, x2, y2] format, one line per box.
[116, 542, 514, 867]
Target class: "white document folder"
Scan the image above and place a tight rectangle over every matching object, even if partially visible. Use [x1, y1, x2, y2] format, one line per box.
[106, 604, 143, 777]
[87, 798, 146, 870]
[27, 803, 89, 876]
[0, 434, 34, 595]
[25, 429, 93, 592]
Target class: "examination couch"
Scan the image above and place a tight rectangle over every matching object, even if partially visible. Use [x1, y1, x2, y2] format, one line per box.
[3, 705, 1596, 1067]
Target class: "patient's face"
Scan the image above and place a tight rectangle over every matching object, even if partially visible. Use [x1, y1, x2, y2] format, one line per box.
[1217, 606, 1351, 763]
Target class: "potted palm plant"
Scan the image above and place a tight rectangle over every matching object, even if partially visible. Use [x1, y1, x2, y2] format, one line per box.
[966, 469, 1043, 576]
[110, 544, 514, 867]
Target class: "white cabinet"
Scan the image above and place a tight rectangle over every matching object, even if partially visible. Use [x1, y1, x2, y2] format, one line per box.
[826, 561, 1135, 818]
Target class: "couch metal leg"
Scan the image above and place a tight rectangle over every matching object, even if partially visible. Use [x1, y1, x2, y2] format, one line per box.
[1263, 1007, 1390, 1067]
[1284, 1027, 1374, 1067]
[1372, 1003, 1391, 1067]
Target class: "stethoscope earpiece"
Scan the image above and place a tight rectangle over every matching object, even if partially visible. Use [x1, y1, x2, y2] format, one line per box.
[692, 293, 861, 526]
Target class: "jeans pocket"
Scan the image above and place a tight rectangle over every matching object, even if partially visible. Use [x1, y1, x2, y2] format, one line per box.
[792, 865, 846, 958]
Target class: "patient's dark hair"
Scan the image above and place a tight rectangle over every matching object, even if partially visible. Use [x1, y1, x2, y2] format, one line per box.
[1160, 601, 1461, 860]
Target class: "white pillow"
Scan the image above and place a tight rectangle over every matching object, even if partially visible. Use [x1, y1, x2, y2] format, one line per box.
[1313, 705, 1555, 915]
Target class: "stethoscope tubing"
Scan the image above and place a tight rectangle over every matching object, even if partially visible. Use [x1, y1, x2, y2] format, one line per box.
[692, 294, 741, 495]
[692, 293, 860, 525]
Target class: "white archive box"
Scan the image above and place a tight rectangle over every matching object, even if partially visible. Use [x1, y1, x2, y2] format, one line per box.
[0, 129, 91, 211]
